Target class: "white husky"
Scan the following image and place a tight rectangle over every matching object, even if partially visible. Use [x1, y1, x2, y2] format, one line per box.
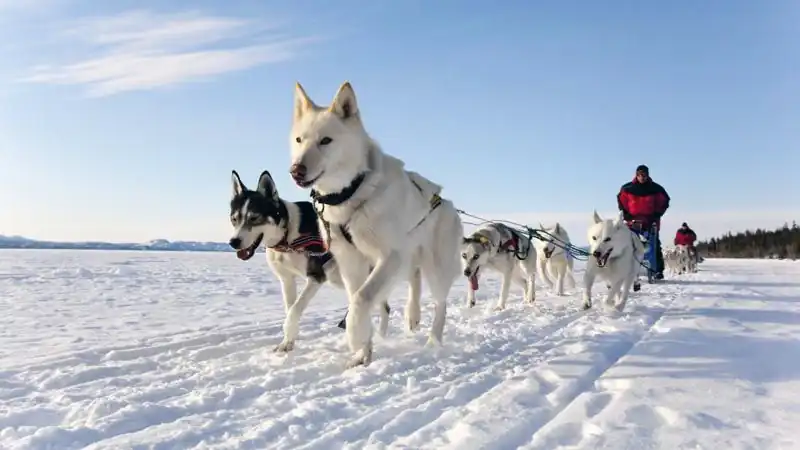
[461, 223, 538, 311]
[532, 222, 577, 296]
[663, 246, 679, 274]
[674, 244, 695, 274]
[582, 210, 645, 312]
[288, 81, 464, 368]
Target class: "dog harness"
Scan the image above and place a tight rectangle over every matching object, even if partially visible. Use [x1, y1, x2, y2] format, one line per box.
[500, 232, 519, 253]
[496, 224, 531, 260]
[311, 173, 442, 250]
[464, 224, 530, 260]
[269, 201, 332, 266]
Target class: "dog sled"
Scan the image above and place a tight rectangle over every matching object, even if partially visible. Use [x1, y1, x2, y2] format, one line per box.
[627, 220, 660, 285]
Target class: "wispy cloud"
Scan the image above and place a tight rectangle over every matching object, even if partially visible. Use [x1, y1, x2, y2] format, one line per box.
[21, 9, 319, 97]
[0, 0, 51, 13]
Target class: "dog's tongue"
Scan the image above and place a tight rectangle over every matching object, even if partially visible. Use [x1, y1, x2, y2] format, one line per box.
[236, 249, 250, 260]
[469, 275, 479, 291]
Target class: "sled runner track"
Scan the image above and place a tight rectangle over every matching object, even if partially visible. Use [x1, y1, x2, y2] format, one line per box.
[0, 316, 335, 409]
[124, 305, 594, 450]
[1, 314, 347, 449]
[2, 315, 297, 373]
[4, 317, 291, 374]
[389, 291, 685, 450]
[2, 299, 588, 450]
[517, 298, 682, 450]
[280, 307, 598, 450]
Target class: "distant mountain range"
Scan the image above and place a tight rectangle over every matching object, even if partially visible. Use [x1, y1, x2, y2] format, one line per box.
[0, 235, 248, 253]
[0, 234, 588, 255]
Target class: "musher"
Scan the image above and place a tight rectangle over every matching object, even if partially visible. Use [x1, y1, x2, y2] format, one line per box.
[616, 164, 671, 279]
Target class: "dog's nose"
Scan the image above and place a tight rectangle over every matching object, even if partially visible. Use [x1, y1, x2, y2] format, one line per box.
[229, 237, 241, 249]
[463, 269, 472, 277]
[289, 163, 307, 179]
[592, 251, 602, 258]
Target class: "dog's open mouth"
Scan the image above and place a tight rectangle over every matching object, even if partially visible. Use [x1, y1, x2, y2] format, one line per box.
[544, 248, 554, 259]
[235, 233, 263, 261]
[293, 171, 324, 189]
[595, 248, 612, 267]
[468, 267, 480, 291]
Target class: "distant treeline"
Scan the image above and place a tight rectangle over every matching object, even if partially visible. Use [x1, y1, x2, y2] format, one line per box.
[696, 222, 800, 260]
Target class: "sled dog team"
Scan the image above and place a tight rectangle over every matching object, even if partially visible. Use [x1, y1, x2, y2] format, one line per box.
[228, 82, 653, 368]
[663, 245, 698, 275]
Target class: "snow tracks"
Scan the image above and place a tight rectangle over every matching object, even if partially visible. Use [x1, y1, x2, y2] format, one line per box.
[0, 251, 692, 450]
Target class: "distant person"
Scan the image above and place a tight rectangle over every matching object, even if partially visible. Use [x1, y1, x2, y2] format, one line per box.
[674, 222, 698, 261]
[617, 164, 671, 279]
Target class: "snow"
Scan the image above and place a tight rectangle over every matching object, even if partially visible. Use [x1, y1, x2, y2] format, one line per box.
[0, 235, 234, 252]
[2, 249, 799, 450]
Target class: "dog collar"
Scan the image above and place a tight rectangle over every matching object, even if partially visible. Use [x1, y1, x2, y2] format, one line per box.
[310, 172, 366, 206]
[268, 227, 291, 251]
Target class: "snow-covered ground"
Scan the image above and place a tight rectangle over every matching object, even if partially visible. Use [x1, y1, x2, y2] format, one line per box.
[2, 249, 799, 450]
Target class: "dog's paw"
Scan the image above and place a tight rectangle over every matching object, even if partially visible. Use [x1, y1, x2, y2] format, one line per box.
[345, 347, 373, 369]
[582, 301, 592, 310]
[404, 307, 421, 332]
[425, 335, 442, 348]
[493, 305, 506, 312]
[274, 340, 295, 353]
[405, 317, 420, 333]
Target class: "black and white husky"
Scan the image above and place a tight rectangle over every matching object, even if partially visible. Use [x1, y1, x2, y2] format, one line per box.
[228, 170, 391, 352]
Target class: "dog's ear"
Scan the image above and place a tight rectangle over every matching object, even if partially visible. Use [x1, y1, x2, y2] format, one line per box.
[231, 170, 246, 196]
[593, 210, 603, 224]
[538, 221, 545, 230]
[330, 81, 359, 120]
[256, 170, 280, 203]
[554, 223, 561, 233]
[294, 82, 317, 122]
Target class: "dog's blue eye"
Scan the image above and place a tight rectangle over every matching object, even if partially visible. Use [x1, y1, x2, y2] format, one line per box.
[319, 137, 332, 146]
[592, 236, 597, 241]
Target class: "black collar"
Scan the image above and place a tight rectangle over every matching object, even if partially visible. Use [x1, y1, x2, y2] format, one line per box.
[310, 172, 366, 206]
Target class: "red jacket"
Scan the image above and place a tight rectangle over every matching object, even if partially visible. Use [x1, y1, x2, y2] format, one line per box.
[674, 228, 697, 246]
[617, 177, 670, 228]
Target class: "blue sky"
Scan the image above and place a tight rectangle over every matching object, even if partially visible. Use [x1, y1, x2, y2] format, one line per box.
[1, 0, 798, 244]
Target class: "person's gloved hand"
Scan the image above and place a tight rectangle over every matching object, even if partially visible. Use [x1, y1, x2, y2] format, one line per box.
[650, 214, 662, 227]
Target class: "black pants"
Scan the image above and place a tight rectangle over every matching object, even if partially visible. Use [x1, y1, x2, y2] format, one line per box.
[653, 233, 664, 275]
